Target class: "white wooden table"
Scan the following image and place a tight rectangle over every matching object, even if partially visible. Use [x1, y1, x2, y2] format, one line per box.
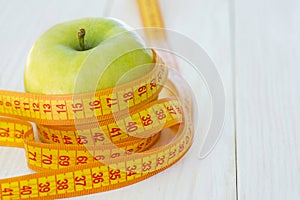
[0, 0, 299, 199]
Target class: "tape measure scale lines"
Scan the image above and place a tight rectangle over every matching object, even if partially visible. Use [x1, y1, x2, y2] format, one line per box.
[0, 1, 195, 199]
[0, 55, 194, 199]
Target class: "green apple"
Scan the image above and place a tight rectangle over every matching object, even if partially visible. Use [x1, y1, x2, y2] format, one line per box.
[24, 17, 154, 94]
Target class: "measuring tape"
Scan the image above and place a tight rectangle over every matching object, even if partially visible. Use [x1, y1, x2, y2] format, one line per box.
[0, 0, 194, 199]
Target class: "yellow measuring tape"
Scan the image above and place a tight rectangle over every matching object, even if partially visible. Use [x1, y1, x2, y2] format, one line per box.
[0, 1, 194, 199]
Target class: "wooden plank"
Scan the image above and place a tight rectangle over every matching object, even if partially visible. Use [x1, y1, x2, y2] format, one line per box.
[0, 0, 236, 199]
[96, 1, 236, 200]
[235, 0, 300, 199]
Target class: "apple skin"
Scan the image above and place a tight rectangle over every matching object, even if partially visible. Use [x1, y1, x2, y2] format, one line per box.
[24, 17, 154, 94]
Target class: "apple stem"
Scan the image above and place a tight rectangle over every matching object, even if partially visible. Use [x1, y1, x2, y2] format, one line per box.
[78, 28, 86, 51]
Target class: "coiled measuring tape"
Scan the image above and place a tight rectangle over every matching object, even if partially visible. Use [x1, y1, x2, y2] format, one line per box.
[0, 1, 194, 199]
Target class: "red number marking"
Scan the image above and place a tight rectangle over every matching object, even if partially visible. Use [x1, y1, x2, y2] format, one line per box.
[110, 127, 122, 138]
[156, 109, 166, 120]
[20, 185, 32, 195]
[63, 135, 73, 144]
[32, 103, 40, 112]
[42, 154, 53, 165]
[141, 114, 153, 126]
[51, 134, 60, 143]
[43, 103, 52, 113]
[89, 100, 101, 111]
[14, 129, 24, 139]
[156, 156, 165, 166]
[28, 151, 37, 161]
[76, 156, 88, 165]
[42, 131, 50, 140]
[38, 182, 50, 193]
[127, 165, 137, 176]
[0, 127, 9, 137]
[123, 91, 134, 102]
[75, 175, 87, 186]
[138, 85, 147, 96]
[77, 135, 88, 145]
[169, 149, 177, 159]
[58, 155, 70, 166]
[2, 188, 13, 196]
[142, 161, 152, 172]
[56, 179, 69, 190]
[56, 104, 67, 113]
[126, 121, 138, 133]
[14, 100, 21, 109]
[110, 152, 121, 158]
[93, 132, 105, 143]
[72, 103, 83, 113]
[92, 172, 104, 184]
[23, 102, 30, 111]
[150, 78, 157, 90]
[109, 169, 121, 180]
[94, 155, 105, 161]
[106, 98, 118, 108]
[167, 106, 176, 114]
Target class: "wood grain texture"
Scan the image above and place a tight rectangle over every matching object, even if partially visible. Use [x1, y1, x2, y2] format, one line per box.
[104, 0, 236, 200]
[234, 0, 300, 199]
[0, 0, 236, 200]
